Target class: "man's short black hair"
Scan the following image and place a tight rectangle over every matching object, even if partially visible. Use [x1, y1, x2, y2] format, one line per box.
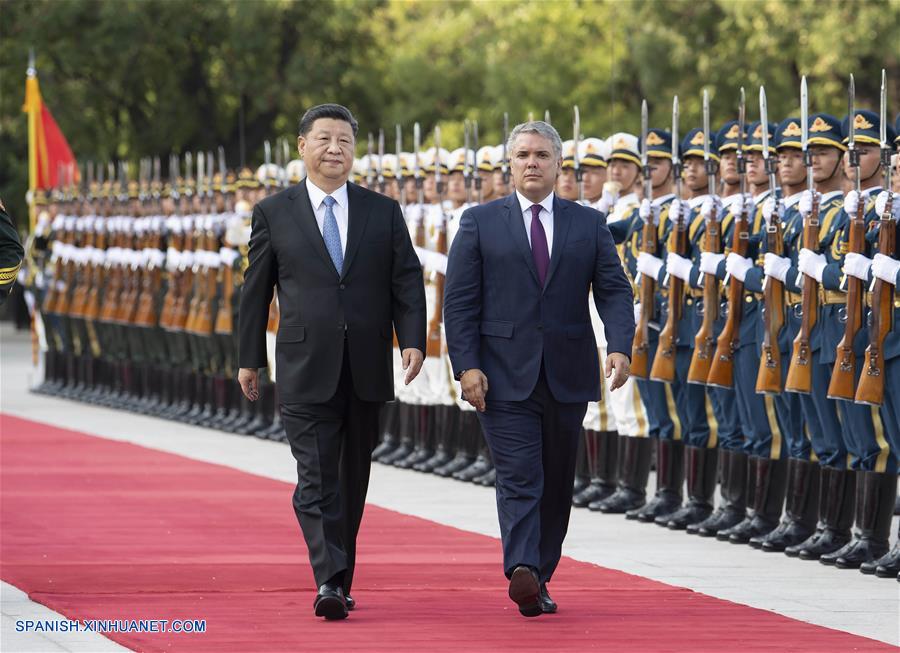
[298, 104, 359, 138]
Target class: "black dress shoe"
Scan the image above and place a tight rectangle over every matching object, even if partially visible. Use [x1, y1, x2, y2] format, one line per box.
[539, 583, 557, 614]
[313, 583, 348, 620]
[508, 566, 541, 617]
[345, 594, 355, 611]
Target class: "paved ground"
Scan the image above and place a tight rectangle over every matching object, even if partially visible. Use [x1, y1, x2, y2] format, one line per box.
[2, 324, 898, 651]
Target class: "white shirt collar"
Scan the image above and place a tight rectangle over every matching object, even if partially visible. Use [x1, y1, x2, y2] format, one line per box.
[306, 177, 348, 210]
[687, 194, 709, 209]
[516, 190, 554, 215]
[821, 190, 843, 203]
[651, 193, 675, 207]
[862, 186, 882, 198]
[784, 192, 802, 208]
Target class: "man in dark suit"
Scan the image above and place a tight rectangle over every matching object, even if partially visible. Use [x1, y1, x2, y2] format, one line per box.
[238, 104, 426, 620]
[444, 121, 634, 617]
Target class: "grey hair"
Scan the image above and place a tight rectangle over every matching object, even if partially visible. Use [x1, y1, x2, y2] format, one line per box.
[506, 121, 563, 160]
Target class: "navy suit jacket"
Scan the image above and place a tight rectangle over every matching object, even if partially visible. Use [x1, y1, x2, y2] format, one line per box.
[444, 193, 635, 403]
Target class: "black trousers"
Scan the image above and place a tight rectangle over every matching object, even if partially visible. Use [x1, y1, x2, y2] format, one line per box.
[477, 366, 587, 583]
[280, 342, 382, 593]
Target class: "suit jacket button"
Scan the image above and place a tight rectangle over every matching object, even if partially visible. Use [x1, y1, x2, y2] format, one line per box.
[340, 284, 346, 290]
[537, 324, 543, 330]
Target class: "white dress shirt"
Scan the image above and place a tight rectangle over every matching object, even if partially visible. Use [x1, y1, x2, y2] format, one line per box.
[515, 190, 554, 255]
[306, 177, 349, 256]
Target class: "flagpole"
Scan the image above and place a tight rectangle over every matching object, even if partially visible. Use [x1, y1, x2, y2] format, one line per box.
[25, 49, 38, 232]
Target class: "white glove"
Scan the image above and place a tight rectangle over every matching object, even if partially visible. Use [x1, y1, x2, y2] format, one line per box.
[700, 195, 722, 221]
[843, 190, 859, 216]
[843, 252, 873, 281]
[596, 185, 618, 214]
[732, 193, 753, 218]
[798, 248, 827, 282]
[639, 199, 660, 225]
[871, 253, 900, 285]
[798, 190, 820, 218]
[633, 303, 642, 326]
[637, 252, 664, 279]
[666, 252, 693, 282]
[700, 251, 725, 275]
[669, 198, 682, 223]
[762, 197, 783, 225]
[725, 252, 754, 282]
[763, 252, 792, 283]
[874, 191, 900, 219]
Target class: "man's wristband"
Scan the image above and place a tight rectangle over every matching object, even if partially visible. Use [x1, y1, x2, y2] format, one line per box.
[455, 369, 469, 381]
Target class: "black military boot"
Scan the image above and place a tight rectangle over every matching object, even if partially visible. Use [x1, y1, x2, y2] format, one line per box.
[401, 405, 436, 469]
[456, 434, 493, 482]
[665, 446, 718, 530]
[372, 401, 401, 460]
[629, 439, 684, 522]
[728, 456, 787, 545]
[196, 376, 219, 427]
[417, 405, 458, 473]
[473, 446, 495, 486]
[593, 436, 652, 513]
[574, 431, 618, 508]
[830, 471, 896, 569]
[171, 370, 196, 419]
[790, 466, 856, 560]
[381, 403, 415, 464]
[573, 433, 590, 495]
[243, 381, 272, 435]
[228, 388, 256, 434]
[437, 410, 478, 476]
[863, 521, 900, 578]
[757, 458, 820, 552]
[217, 379, 242, 431]
[691, 449, 739, 536]
[394, 405, 428, 468]
[716, 454, 759, 541]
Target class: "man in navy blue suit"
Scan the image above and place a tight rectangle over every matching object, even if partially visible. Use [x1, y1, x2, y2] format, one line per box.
[444, 121, 634, 617]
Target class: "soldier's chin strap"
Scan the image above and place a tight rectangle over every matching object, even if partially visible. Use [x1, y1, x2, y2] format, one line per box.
[860, 161, 883, 185]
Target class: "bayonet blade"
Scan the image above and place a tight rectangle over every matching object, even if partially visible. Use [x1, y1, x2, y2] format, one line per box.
[737, 87, 746, 152]
[671, 95, 680, 166]
[544, 109, 551, 124]
[848, 74, 856, 149]
[640, 99, 649, 168]
[759, 86, 770, 160]
[880, 68, 887, 147]
[801, 76, 809, 151]
[573, 105, 581, 170]
[413, 122, 421, 179]
[434, 125, 442, 184]
[702, 89, 711, 162]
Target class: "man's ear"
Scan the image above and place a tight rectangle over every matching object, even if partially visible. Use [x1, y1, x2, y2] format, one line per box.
[297, 136, 305, 159]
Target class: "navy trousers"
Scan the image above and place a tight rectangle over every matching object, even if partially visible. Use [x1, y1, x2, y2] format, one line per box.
[477, 366, 587, 583]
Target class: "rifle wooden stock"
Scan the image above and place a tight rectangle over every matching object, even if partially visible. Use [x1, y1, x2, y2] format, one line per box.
[856, 205, 894, 406]
[707, 208, 750, 388]
[756, 221, 786, 394]
[650, 214, 687, 383]
[688, 215, 721, 384]
[827, 201, 866, 400]
[632, 217, 658, 379]
[214, 264, 235, 336]
[266, 293, 279, 333]
[785, 199, 820, 393]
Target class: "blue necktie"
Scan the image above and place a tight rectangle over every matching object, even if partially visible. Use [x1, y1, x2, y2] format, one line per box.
[322, 195, 343, 273]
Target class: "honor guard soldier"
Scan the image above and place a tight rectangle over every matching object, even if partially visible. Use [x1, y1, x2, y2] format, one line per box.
[591, 132, 654, 514]
[0, 197, 25, 305]
[803, 107, 896, 570]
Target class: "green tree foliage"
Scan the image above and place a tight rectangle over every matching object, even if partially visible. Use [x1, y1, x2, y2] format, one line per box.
[1, 0, 898, 227]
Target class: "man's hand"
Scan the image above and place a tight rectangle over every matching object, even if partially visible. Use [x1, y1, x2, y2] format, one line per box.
[460, 368, 489, 412]
[402, 348, 424, 385]
[605, 352, 630, 391]
[238, 367, 259, 401]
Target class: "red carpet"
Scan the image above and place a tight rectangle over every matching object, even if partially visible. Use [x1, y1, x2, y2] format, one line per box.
[0, 413, 892, 652]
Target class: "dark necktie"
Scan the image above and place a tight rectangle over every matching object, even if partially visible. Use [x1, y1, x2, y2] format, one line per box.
[530, 204, 550, 286]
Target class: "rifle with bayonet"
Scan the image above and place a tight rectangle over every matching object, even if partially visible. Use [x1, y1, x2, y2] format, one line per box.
[427, 126, 448, 359]
[688, 89, 721, 385]
[632, 99, 655, 380]
[756, 86, 786, 394]
[396, 124, 406, 207]
[377, 129, 386, 194]
[785, 76, 820, 394]
[473, 121, 483, 204]
[707, 88, 749, 389]
[413, 122, 426, 247]
[574, 106, 584, 203]
[828, 74, 865, 400]
[159, 155, 181, 331]
[651, 96, 685, 383]
[856, 69, 894, 406]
